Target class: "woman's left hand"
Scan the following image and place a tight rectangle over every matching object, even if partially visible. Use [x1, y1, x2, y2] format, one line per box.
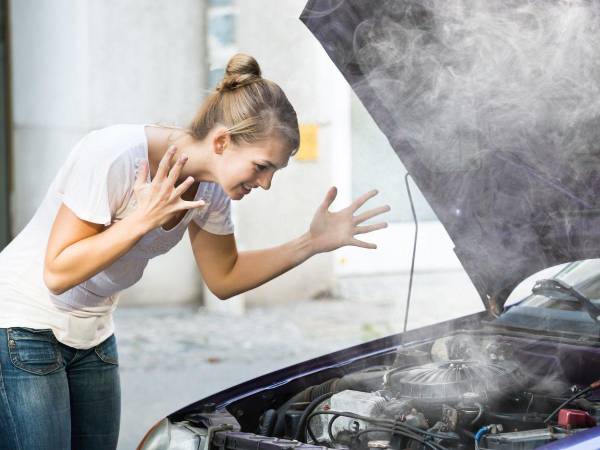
[308, 187, 391, 254]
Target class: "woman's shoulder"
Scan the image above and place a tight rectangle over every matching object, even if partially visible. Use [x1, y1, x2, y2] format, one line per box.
[65, 124, 146, 174]
[78, 124, 146, 154]
[51, 125, 146, 225]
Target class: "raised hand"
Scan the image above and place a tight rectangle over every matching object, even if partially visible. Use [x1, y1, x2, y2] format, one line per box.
[132, 146, 206, 232]
[308, 186, 390, 254]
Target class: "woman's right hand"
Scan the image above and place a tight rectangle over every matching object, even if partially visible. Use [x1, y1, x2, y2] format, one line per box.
[132, 145, 206, 232]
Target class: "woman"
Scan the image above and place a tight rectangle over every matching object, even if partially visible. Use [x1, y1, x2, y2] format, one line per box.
[0, 54, 389, 450]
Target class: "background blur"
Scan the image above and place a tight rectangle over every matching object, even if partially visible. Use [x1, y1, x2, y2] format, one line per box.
[0, 0, 513, 448]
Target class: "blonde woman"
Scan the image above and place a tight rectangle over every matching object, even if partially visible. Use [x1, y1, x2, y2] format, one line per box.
[0, 54, 390, 450]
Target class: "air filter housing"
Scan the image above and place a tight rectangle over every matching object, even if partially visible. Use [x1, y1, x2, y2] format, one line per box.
[389, 359, 521, 403]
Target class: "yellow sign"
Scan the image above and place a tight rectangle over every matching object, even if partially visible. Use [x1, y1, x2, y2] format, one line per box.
[295, 124, 319, 161]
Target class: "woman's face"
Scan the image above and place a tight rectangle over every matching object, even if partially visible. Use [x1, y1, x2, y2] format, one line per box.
[217, 138, 290, 200]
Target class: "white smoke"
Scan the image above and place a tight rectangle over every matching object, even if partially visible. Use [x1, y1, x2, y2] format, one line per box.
[351, 0, 600, 174]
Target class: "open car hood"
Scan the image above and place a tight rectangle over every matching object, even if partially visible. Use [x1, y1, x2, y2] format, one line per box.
[301, 0, 600, 314]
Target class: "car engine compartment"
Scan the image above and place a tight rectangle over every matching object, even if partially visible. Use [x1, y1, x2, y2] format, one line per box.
[154, 326, 600, 450]
[248, 333, 600, 450]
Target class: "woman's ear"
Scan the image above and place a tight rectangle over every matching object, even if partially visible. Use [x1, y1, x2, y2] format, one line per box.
[212, 126, 231, 155]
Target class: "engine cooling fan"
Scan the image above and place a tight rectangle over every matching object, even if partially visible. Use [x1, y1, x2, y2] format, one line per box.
[388, 359, 521, 403]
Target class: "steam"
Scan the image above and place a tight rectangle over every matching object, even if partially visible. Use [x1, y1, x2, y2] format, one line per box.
[430, 333, 575, 394]
[351, 0, 600, 175]
[302, 0, 347, 18]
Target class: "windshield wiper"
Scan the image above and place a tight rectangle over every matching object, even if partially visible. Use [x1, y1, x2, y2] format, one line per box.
[532, 278, 600, 324]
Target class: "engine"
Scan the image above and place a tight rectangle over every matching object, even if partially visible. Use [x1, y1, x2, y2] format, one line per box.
[305, 358, 526, 449]
[260, 336, 600, 450]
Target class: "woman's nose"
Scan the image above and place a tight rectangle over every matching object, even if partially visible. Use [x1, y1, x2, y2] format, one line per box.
[257, 172, 273, 190]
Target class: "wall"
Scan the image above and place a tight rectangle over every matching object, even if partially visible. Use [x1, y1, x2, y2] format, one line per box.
[10, 0, 208, 305]
[232, 0, 351, 305]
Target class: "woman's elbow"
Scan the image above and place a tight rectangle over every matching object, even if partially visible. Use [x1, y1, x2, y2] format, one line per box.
[207, 284, 235, 301]
[214, 289, 233, 301]
[43, 267, 67, 296]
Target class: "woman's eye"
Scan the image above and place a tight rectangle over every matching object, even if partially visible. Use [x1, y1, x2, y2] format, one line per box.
[255, 164, 267, 172]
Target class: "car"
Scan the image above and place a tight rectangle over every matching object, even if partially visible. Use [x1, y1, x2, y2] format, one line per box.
[136, 258, 600, 450]
[136, 1, 600, 449]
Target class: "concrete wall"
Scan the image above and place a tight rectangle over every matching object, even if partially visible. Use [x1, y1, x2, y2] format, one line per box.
[10, 0, 207, 305]
[233, 0, 351, 305]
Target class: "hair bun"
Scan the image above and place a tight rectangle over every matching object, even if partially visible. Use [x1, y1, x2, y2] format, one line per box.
[217, 53, 262, 92]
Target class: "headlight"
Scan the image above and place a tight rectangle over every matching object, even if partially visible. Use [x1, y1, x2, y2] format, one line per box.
[136, 418, 203, 450]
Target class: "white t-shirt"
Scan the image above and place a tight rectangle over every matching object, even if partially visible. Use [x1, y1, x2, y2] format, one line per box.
[0, 124, 234, 349]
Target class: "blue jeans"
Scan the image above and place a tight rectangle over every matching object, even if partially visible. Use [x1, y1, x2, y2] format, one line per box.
[0, 327, 120, 450]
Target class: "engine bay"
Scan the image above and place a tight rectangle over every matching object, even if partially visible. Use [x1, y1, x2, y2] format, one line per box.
[250, 333, 600, 450]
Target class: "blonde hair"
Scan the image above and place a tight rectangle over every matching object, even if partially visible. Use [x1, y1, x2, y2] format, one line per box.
[188, 53, 300, 155]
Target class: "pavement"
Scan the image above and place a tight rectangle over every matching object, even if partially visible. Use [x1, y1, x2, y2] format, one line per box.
[114, 269, 539, 449]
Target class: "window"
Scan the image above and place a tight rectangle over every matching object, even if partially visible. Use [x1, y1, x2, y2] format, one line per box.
[207, 0, 237, 90]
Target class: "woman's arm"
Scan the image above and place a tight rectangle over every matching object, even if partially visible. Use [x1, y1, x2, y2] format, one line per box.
[189, 187, 390, 300]
[44, 147, 205, 295]
[43, 205, 150, 295]
[188, 223, 314, 300]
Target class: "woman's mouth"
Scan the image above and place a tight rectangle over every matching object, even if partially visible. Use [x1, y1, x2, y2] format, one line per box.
[240, 183, 252, 194]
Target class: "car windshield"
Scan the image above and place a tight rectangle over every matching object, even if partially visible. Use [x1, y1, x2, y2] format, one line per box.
[494, 259, 600, 336]
[517, 260, 600, 309]
[553, 259, 600, 301]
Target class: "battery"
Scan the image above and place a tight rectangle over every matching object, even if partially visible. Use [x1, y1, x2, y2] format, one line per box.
[557, 409, 596, 428]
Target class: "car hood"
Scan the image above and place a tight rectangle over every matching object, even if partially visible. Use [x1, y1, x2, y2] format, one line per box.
[301, 0, 600, 314]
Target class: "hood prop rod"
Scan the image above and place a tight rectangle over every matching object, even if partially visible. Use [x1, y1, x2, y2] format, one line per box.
[403, 173, 418, 333]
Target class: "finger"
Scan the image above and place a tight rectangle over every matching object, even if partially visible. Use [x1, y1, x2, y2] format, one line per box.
[355, 222, 388, 235]
[168, 154, 188, 186]
[135, 160, 149, 188]
[319, 186, 338, 212]
[351, 238, 377, 249]
[173, 176, 195, 197]
[354, 205, 391, 224]
[351, 189, 379, 212]
[180, 199, 207, 210]
[155, 145, 177, 182]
